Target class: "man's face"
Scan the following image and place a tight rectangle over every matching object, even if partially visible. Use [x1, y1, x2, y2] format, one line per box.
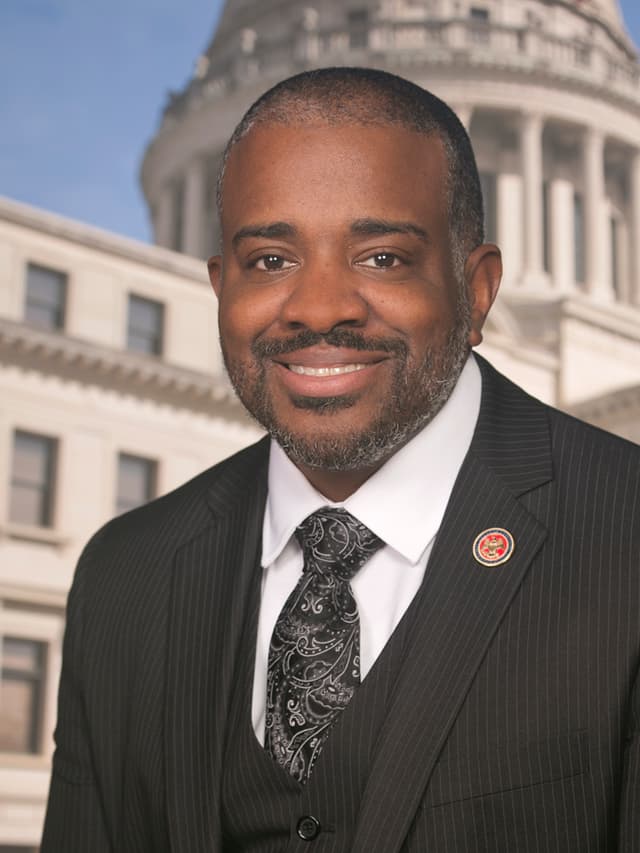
[210, 122, 498, 474]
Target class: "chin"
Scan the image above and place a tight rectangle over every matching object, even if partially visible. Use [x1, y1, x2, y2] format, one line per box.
[266, 410, 425, 472]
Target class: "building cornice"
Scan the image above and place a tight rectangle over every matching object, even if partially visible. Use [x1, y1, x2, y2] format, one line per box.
[561, 294, 640, 342]
[569, 381, 640, 425]
[0, 196, 208, 285]
[0, 582, 68, 609]
[0, 317, 250, 421]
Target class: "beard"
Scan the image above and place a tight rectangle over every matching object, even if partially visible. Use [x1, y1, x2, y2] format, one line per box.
[221, 297, 472, 472]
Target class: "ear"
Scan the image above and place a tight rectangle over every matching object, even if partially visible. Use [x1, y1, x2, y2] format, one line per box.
[464, 244, 502, 348]
[207, 255, 223, 298]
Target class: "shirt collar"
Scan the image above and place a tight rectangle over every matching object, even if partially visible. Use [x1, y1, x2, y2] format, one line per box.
[261, 354, 482, 567]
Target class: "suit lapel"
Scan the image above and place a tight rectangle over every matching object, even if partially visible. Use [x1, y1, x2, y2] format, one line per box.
[165, 438, 269, 853]
[352, 358, 553, 853]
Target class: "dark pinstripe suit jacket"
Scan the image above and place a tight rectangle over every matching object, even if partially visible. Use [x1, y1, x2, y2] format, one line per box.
[42, 357, 640, 852]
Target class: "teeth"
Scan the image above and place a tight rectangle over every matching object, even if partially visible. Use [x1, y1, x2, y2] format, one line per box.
[288, 363, 367, 376]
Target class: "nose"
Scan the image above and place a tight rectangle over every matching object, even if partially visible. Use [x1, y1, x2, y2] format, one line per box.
[279, 256, 368, 333]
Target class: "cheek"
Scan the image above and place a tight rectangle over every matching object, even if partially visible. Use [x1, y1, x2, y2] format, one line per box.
[369, 275, 457, 323]
[377, 297, 456, 355]
[217, 288, 275, 354]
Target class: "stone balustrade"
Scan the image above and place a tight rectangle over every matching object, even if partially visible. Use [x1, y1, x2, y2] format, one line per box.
[162, 16, 639, 125]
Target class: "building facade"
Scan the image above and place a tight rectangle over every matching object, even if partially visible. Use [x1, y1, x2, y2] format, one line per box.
[140, 0, 640, 426]
[2, 0, 640, 848]
[0, 198, 260, 850]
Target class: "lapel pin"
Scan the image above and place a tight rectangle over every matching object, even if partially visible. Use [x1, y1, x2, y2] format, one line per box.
[473, 528, 515, 567]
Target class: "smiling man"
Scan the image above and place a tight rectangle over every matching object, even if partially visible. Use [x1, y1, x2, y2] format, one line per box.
[209, 115, 499, 499]
[43, 68, 639, 852]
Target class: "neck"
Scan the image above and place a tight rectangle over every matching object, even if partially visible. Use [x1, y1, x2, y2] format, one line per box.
[296, 461, 384, 502]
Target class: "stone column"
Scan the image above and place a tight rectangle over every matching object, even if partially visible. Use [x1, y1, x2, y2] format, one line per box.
[583, 127, 611, 299]
[521, 113, 546, 285]
[182, 156, 206, 258]
[549, 177, 575, 292]
[630, 150, 640, 306]
[154, 185, 175, 250]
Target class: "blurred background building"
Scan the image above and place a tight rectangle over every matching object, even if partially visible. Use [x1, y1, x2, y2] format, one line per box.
[2, 0, 640, 848]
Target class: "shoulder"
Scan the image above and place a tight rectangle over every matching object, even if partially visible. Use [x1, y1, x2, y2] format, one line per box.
[73, 435, 270, 592]
[544, 407, 640, 532]
[476, 354, 639, 512]
[478, 353, 638, 455]
[545, 401, 639, 462]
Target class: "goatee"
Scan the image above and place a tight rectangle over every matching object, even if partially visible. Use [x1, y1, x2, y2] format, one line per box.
[222, 305, 471, 471]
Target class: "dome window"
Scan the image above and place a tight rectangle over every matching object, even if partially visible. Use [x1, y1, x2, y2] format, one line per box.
[348, 9, 369, 49]
[470, 6, 490, 44]
[469, 7, 489, 22]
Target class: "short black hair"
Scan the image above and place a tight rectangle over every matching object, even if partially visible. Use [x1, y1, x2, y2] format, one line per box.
[217, 66, 485, 275]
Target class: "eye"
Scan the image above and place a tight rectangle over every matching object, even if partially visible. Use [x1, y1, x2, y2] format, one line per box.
[359, 252, 402, 269]
[253, 254, 296, 272]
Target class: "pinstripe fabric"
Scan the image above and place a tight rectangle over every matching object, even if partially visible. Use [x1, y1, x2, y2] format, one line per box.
[42, 439, 269, 852]
[41, 356, 640, 852]
[352, 358, 640, 853]
[222, 547, 415, 851]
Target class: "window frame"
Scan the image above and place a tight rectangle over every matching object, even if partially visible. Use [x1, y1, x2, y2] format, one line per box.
[172, 179, 185, 253]
[479, 170, 497, 244]
[0, 636, 46, 754]
[0, 606, 63, 764]
[126, 293, 165, 356]
[115, 451, 158, 515]
[573, 191, 586, 287]
[470, 6, 490, 22]
[8, 431, 58, 529]
[347, 8, 369, 50]
[24, 262, 68, 331]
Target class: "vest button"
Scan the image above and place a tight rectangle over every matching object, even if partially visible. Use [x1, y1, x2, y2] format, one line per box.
[296, 815, 321, 841]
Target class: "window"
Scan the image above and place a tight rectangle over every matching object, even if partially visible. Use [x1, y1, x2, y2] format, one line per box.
[116, 453, 157, 515]
[0, 637, 46, 754]
[575, 44, 591, 68]
[470, 7, 489, 21]
[543, 181, 551, 274]
[348, 9, 369, 49]
[204, 156, 222, 258]
[470, 7, 490, 44]
[610, 215, 620, 299]
[9, 431, 57, 527]
[479, 171, 497, 243]
[574, 192, 585, 286]
[172, 179, 185, 253]
[127, 294, 164, 355]
[24, 263, 67, 330]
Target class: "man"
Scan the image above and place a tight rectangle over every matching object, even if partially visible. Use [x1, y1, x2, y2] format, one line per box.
[42, 68, 639, 851]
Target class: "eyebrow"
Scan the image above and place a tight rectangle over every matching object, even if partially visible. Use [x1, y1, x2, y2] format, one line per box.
[230, 218, 429, 248]
[232, 222, 297, 248]
[350, 218, 429, 243]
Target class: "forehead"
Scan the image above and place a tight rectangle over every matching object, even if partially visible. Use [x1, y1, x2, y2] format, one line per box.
[219, 122, 449, 236]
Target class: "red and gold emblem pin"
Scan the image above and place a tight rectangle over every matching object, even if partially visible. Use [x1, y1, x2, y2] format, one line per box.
[473, 528, 515, 567]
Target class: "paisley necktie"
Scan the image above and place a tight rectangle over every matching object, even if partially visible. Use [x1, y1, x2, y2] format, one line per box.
[265, 507, 384, 783]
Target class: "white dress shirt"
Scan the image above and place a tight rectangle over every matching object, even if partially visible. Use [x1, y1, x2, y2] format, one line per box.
[252, 354, 482, 741]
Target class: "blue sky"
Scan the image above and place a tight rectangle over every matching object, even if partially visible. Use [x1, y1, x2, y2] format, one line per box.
[1, 0, 639, 245]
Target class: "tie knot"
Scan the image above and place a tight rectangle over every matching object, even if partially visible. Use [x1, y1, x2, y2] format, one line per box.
[295, 507, 384, 581]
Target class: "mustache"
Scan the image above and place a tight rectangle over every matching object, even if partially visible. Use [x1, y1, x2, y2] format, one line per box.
[252, 328, 408, 359]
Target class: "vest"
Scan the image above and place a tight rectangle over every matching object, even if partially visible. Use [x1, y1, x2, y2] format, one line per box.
[221, 565, 424, 852]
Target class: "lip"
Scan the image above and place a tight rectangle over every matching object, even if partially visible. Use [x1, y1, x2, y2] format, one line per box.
[270, 346, 390, 398]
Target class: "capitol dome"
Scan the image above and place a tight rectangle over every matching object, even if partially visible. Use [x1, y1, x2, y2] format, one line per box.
[140, 0, 640, 425]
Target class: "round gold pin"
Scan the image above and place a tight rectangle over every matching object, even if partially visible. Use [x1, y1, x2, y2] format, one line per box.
[473, 528, 515, 566]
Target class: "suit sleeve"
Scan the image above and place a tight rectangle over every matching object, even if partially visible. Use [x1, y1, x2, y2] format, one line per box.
[41, 543, 112, 852]
[618, 660, 640, 851]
